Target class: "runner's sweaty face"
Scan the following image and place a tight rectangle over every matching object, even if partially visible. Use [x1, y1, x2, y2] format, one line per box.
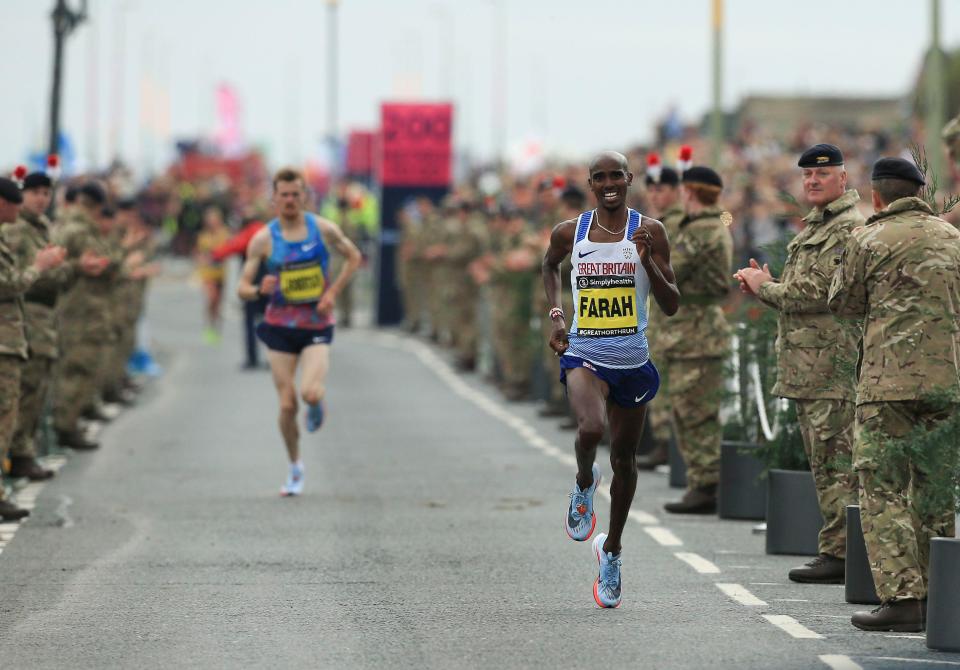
[273, 179, 306, 220]
[588, 155, 632, 212]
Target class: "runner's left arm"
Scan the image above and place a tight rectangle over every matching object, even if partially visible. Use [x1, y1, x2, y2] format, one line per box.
[316, 217, 363, 315]
[633, 218, 679, 316]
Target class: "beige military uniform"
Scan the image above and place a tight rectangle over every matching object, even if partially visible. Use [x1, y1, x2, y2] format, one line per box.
[828, 196, 960, 603]
[4, 210, 72, 460]
[755, 189, 863, 558]
[489, 224, 536, 400]
[661, 206, 733, 490]
[445, 213, 488, 369]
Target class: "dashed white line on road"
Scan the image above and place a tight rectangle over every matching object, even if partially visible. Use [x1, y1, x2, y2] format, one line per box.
[645, 526, 683, 546]
[628, 509, 659, 525]
[772, 598, 810, 602]
[763, 614, 824, 639]
[819, 655, 864, 670]
[872, 658, 960, 666]
[716, 583, 768, 607]
[674, 552, 720, 574]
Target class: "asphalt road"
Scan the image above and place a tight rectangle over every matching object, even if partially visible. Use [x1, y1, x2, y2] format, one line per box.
[0, 274, 958, 669]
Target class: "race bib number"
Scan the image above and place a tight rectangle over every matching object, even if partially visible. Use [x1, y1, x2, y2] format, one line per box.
[280, 262, 324, 304]
[577, 276, 637, 337]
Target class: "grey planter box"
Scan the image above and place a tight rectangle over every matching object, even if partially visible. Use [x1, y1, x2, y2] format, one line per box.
[668, 436, 686, 489]
[765, 469, 823, 556]
[718, 441, 767, 520]
[927, 537, 960, 652]
[844, 505, 880, 604]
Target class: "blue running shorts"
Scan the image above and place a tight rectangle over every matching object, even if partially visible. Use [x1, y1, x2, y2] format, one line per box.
[559, 356, 660, 409]
[256, 323, 334, 354]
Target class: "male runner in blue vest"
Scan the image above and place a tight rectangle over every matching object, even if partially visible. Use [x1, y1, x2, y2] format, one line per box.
[542, 151, 678, 607]
[239, 168, 362, 496]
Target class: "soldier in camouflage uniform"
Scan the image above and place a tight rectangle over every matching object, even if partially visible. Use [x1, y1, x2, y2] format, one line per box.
[444, 201, 488, 371]
[828, 157, 960, 633]
[5, 172, 73, 481]
[943, 113, 960, 165]
[421, 201, 450, 342]
[488, 208, 537, 401]
[663, 167, 733, 514]
[52, 182, 118, 450]
[0, 177, 66, 519]
[637, 163, 684, 469]
[737, 144, 862, 584]
[531, 181, 566, 415]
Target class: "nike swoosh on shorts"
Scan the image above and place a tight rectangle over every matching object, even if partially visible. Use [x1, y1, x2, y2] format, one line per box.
[634, 390, 649, 403]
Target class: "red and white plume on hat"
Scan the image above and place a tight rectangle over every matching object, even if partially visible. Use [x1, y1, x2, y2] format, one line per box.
[11, 165, 28, 188]
[552, 175, 566, 190]
[677, 145, 693, 172]
[646, 152, 662, 183]
[46, 154, 61, 180]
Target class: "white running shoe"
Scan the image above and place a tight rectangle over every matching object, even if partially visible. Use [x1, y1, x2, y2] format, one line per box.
[281, 461, 304, 497]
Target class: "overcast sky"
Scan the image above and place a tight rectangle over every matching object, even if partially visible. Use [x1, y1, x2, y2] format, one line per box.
[2, 0, 959, 175]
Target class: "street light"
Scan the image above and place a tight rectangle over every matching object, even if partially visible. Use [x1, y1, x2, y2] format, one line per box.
[48, 0, 88, 158]
[326, 0, 339, 146]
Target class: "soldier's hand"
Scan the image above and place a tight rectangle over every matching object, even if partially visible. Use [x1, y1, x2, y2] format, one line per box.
[549, 324, 569, 356]
[259, 275, 278, 296]
[79, 250, 109, 276]
[631, 224, 654, 264]
[34, 245, 67, 271]
[124, 250, 146, 269]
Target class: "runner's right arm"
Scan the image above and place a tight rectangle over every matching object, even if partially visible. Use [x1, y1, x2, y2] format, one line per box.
[237, 228, 274, 301]
[542, 219, 576, 355]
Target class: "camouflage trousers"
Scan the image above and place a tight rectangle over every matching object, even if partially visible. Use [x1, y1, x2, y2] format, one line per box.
[401, 267, 426, 331]
[854, 400, 957, 603]
[11, 355, 54, 460]
[490, 285, 534, 395]
[449, 285, 479, 366]
[104, 313, 138, 396]
[795, 398, 857, 559]
[0, 355, 23, 502]
[668, 357, 724, 489]
[54, 339, 107, 433]
[646, 338, 672, 443]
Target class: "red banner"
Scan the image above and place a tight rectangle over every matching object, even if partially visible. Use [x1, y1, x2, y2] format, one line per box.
[346, 130, 376, 175]
[379, 103, 453, 187]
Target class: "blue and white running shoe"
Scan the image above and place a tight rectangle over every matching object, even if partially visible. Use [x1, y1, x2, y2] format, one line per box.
[281, 461, 304, 497]
[564, 462, 601, 541]
[306, 402, 324, 433]
[592, 532, 622, 608]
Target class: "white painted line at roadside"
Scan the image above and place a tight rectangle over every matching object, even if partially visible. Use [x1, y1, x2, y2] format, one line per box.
[674, 552, 720, 574]
[882, 635, 927, 640]
[772, 598, 810, 603]
[628, 509, 659, 525]
[763, 614, 824, 639]
[819, 655, 864, 670]
[645, 526, 683, 547]
[716, 583, 767, 607]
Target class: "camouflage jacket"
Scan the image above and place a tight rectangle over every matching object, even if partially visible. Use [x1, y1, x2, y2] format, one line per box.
[757, 189, 863, 400]
[0, 233, 41, 359]
[53, 211, 122, 341]
[4, 210, 73, 359]
[661, 206, 733, 359]
[828, 197, 960, 403]
[646, 203, 685, 356]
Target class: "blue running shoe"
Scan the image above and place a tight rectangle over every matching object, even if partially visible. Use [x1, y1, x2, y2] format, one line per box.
[564, 462, 601, 541]
[592, 532, 622, 608]
[306, 402, 324, 432]
[281, 461, 304, 497]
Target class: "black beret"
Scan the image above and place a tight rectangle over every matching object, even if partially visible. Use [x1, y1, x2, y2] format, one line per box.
[0, 177, 23, 204]
[798, 143, 844, 168]
[682, 166, 723, 190]
[645, 166, 679, 187]
[871, 157, 925, 186]
[561, 185, 586, 202]
[64, 184, 80, 203]
[23, 172, 53, 190]
[79, 181, 107, 205]
[116, 197, 138, 211]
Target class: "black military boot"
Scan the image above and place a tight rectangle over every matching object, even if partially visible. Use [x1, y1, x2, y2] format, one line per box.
[81, 405, 112, 422]
[0, 499, 30, 521]
[56, 429, 100, 451]
[851, 599, 925, 632]
[636, 442, 669, 470]
[8, 456, 55, 481]
[788, 554, 845, 584]
[664, 484, 717, 514]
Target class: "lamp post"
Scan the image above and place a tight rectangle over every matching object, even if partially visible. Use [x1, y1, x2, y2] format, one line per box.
[48, 0, 88, 157]
[326, 0, 339, 147]
[710, 0, 724, 166]
[925, 0, 944, 186]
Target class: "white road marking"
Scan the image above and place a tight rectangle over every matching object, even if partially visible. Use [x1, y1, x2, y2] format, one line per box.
[645, 526, 683, 546]
[872, 658, 960, 666]
[772, 598, 810, 602]
[882, 635, 927, 640]
[674, 552, 720, 574]
[762, 614, 824, 639]
[819, 655, 864, 670]
[628, 509, 658, 525]
[716, 583, 767, 607]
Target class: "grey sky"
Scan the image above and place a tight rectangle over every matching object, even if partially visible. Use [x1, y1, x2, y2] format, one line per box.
[2, 0, 959, 175]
